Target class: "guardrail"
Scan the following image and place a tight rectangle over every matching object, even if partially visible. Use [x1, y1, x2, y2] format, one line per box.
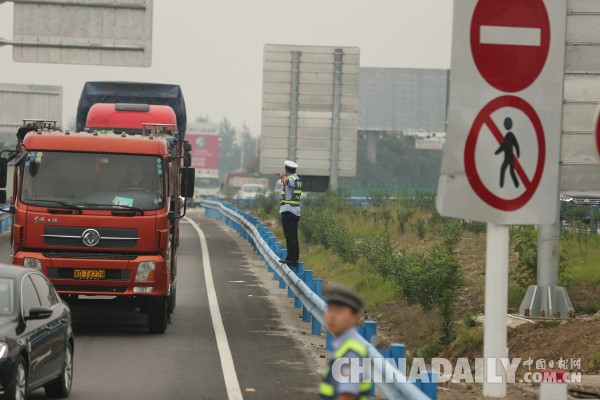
[200, 198, 437, 400]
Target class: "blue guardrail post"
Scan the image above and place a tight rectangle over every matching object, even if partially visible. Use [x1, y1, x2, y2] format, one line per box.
[311, 278, 323, 336]
[302, 270, 313, 323]
[420, 371, 438, 400]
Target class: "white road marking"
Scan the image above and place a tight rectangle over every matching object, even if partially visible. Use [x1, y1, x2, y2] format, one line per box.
[185, 217, 244, 400]
[480, 26, 541, 46]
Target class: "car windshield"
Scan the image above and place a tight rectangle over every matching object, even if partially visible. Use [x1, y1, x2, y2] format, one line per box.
[21, 151, 165, 211]
[0, 279, 14, 315]
[196, 177, 220, 189]
[243, 185, 263, 193]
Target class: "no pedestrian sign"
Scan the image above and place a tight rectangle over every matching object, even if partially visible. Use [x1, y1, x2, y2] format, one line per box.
[437, 0, 567, 225]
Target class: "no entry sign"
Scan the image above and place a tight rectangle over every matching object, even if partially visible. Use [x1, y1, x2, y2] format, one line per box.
[471, 0, 551, 93]
[437, 0, 567, 225]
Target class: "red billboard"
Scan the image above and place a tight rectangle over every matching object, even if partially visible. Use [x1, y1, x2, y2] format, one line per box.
[187, 132, 219, 171]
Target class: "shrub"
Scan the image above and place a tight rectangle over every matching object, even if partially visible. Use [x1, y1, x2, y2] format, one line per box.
[415, 335, 444, 361]
[463, 312, 478, 328]
[440, 219, 463, 250]
[563, 205, 598, 262]
[465, 220, 486, 241]
[578, 299, 600, 315]
[414, 217, 427, 239]
[358, 233, 396, 280]
[511, 225, 570, 289]
[396, 209, 413, 235]
[368, 189, 391, 208]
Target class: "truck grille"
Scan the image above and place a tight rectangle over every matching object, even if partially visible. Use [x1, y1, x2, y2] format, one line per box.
[43, 226, 139, 248]
[43, 251, 137, 260]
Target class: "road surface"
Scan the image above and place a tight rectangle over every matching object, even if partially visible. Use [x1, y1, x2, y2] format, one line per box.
[0, 211, 320, 399]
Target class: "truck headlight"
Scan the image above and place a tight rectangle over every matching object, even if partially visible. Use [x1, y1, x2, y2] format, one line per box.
[0, 342, 8, 359]
[135, 261, 155, 282]
[24, 258, 42, 272]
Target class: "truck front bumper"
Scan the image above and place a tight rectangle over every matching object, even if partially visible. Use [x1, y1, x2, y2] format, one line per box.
[13, 251, 170, 297]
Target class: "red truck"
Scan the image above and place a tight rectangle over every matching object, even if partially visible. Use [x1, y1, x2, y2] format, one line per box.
[0, 82, 195, 333]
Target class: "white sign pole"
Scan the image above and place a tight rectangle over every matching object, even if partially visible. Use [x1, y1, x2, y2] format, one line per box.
[483, 223, 509, 397]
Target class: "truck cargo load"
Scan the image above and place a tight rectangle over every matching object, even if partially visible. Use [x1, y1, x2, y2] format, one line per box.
[76, 81, 187, 137]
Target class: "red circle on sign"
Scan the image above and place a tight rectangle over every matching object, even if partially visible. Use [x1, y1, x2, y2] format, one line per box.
[471, 0, 550, 93]
[596, 111, 600, 159]
[464, 96, 546, 211]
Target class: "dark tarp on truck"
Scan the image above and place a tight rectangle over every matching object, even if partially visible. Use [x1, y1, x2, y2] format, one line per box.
[76, 82, 187, 138]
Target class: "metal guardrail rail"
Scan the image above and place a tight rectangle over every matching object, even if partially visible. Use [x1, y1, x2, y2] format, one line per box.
[200, 198, 437, 400]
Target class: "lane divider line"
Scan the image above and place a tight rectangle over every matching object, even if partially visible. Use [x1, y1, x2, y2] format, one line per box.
[185, 217, 244, 400]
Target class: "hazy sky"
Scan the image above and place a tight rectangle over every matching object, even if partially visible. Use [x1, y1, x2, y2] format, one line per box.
[0, 0, 453, 134]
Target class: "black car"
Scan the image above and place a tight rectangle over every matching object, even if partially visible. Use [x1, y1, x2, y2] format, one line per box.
[0, 265, 73, 400]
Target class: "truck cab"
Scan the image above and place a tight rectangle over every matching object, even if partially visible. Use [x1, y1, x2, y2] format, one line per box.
[1, 109, 194, 334]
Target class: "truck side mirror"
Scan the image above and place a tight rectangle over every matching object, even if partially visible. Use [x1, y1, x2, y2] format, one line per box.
[0, 158, 7, 188]
[183, 152, 192, 168]
[180, 168, 195, 198]
[0, 190, 6, 204]
[183, 141, 192, 152]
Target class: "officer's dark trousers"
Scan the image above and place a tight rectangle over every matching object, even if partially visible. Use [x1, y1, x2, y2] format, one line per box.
[281, 211, 300, 263]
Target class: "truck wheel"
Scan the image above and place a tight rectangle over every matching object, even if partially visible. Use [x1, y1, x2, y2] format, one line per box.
[168, 287, 177, 314]
[148, 297, 168, 334]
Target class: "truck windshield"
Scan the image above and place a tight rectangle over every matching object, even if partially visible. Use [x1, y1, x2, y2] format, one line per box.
[21, 151, 165, 211]
[196, 177, 220, 189]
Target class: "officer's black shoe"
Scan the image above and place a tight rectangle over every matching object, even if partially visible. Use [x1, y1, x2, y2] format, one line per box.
[279, 259, 298, 266]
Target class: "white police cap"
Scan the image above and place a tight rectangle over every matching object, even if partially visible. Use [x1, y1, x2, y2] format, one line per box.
[284, 160, 299, 169]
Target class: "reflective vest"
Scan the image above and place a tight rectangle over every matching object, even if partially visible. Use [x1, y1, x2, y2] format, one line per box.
[320, 338, 372, 400]
[280, 175, 302, 206]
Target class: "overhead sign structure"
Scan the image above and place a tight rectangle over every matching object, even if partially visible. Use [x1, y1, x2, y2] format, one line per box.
[7, 0, 153, 67]
[0, 83, 62, 148]
[560, 1, 600, 190]
[260, 44, 360, 187]
[358, 68, 448, 133]
[437, 0, 567, 225]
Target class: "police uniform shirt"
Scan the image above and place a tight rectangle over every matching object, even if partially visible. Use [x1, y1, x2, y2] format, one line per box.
[330, 327, 363, 396]
[279, 174, 301, 217]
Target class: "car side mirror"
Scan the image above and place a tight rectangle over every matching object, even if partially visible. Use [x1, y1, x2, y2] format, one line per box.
[183, 141, 192, 152]
[180, 168, 195, 198]
[0, 158, 7, 188]
[26, 306, 53, 320]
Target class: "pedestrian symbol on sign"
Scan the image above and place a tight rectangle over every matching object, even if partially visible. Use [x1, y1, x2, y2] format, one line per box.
[494, 118, 521, 189]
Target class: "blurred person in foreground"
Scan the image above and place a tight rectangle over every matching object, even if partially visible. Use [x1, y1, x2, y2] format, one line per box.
[320, 284, 372, 400]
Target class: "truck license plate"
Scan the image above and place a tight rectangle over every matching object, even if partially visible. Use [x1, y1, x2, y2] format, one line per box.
[74, 269, 106, 280]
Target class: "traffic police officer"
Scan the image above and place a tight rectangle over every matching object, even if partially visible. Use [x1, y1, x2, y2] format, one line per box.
[320, 285, 372, 400]
[276, 160, 302, 265]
